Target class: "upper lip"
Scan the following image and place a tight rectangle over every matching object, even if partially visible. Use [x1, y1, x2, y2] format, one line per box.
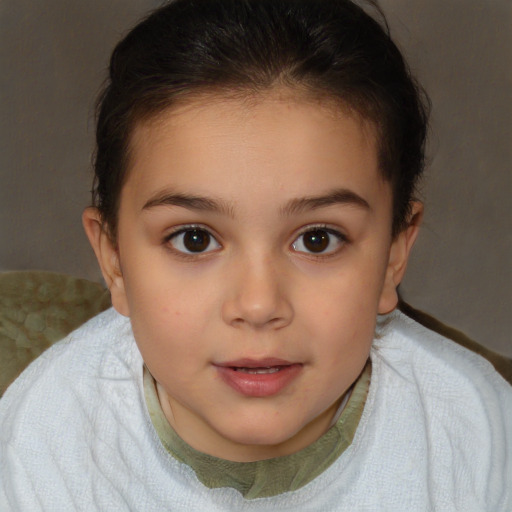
[215, 358, 298, 368]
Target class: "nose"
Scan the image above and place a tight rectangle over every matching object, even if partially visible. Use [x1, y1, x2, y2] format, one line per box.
[221, 254, 294, 330]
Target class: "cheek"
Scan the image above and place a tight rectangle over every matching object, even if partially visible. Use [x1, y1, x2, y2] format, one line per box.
[297, 259, 385, 348]
[122, 249, 215, 316]
[121, 267, 212, 357]
[309, 258, 386, 313]
[131, 292, 211, 346]
[130, 302, 207, 387]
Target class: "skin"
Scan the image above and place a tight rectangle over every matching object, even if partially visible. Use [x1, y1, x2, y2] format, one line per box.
[84, 91, 422, 462]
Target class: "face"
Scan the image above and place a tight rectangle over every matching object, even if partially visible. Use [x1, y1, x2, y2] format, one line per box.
[85, 91, 417, 462]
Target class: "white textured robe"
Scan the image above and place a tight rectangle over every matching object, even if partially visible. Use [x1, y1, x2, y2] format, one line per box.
[1, 308, 510, 511]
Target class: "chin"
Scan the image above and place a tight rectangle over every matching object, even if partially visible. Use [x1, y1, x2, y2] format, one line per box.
[217, 416, 308, 455]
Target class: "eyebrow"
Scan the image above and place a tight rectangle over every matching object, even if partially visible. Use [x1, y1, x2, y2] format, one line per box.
[142, 191, 235, 217]
[280, 188, 371, 216]
[142, 187, 370, 217]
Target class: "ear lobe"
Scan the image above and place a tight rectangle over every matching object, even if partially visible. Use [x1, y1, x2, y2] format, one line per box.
[378, 202, 423, 314]
[82, 207, 130, 317]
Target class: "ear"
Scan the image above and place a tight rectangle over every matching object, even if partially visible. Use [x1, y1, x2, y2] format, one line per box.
[82, 207, 130, 317]
[378, 202, 423, 314]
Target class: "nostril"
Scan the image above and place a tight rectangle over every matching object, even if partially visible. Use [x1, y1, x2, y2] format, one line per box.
[221, 270, 294, 329]
[226, 312, 292, 330]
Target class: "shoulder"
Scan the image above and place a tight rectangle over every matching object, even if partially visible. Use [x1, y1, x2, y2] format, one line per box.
[0, 308, 141, 444]
[374, 310, 511, 392]
[0, 309, 159, 509]
[1, 308, 133, 402]
[348, 311, 512, 509]
[366, 310, 511, 506]
[371, 310, 511, 417]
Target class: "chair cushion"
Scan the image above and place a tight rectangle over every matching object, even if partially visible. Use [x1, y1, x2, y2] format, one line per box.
[0, 271, 111, 396]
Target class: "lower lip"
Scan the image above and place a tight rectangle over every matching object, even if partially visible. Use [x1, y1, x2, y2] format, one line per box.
[215, 364, 303, 397]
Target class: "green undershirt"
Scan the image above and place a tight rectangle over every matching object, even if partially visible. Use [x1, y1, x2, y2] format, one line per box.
[143, 361, 370, 499]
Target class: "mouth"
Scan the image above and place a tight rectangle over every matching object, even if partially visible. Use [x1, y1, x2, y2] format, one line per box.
[214, 358, 303, 397]
[232, 366, 282, 374]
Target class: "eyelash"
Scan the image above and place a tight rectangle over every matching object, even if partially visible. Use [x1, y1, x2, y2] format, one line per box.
[162, 224, 349, 259]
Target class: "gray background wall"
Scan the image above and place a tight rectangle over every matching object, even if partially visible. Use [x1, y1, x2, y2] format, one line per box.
[1, 1, 510, 356]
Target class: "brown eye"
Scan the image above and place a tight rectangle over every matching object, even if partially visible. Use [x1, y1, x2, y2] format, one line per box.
[183, 230, 210, 252]
[303, 230, 329, 252]
[292, 228, 345, 255]
[169, 228, 220, 254]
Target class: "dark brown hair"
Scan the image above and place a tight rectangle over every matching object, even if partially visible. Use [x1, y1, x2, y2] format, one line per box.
[93, 0, 429, 239]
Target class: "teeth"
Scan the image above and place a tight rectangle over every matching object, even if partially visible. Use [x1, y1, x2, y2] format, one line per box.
[234, 366, 281, 374]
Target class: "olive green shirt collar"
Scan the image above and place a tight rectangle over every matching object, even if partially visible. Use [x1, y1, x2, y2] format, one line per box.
[144, 361, 370, 499]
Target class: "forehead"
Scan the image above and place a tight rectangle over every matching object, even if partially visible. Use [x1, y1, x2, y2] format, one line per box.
[122, 91, 390, 217]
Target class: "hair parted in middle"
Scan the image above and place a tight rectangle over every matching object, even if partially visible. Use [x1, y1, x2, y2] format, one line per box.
[93, 0, 429, 241]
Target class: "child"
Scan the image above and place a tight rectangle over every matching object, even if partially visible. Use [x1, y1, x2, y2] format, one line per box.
[1, 0, 510, 509]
